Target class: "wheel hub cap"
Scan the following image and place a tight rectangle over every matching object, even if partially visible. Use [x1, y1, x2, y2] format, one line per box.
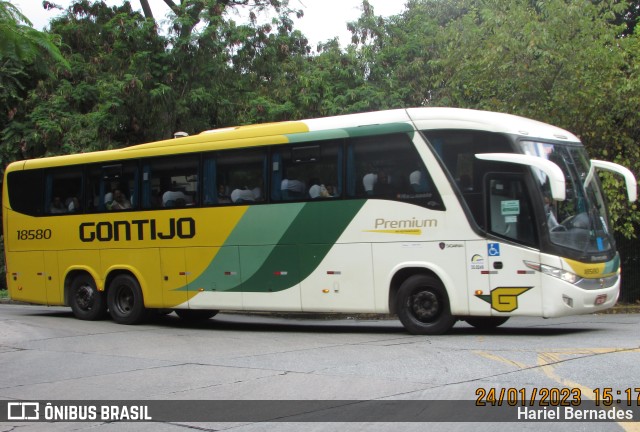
[410, 290, 439, 322]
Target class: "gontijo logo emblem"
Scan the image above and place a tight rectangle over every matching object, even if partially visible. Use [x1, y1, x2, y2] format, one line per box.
[476, 287, 532, 312]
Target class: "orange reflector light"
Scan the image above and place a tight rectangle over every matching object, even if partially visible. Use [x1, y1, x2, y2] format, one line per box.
[475, 290, 483, 295]
[322, 289, 330, 293]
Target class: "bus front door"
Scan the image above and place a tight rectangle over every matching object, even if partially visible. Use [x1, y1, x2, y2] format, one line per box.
[484, 175, 542, 317]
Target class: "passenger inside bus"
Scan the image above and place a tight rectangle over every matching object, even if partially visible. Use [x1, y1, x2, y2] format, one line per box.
[410, 169, 430, 193]
[325, 185, 336, 196]
[281, 178, 305, 200]
[544, 195, 560, 230]
[109, 189, 132, 210]
[66, 196, 80, 212]
[217, 184, 231, 203]
[362, 172, 377, 195]
[50, 196, 67, 214]
[308, 178, 331, 199]
[374, 171, 396, 198]
[162, 182, 192, 207]
[230, 187, 256, 203]
[251, 181, 263, 201]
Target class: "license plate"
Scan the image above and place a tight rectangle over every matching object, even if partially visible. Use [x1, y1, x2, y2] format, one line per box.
[594, 294, 607, 305]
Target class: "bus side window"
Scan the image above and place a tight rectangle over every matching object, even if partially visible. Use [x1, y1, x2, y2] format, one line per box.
[487, 176, 537, 247]
[45, 169, 83, 215]
[346, 134, 444, 210]
[142, 157, 199, 209]
[422, 130, 513, 224]
[217, 148, 266, 205]
[272, 141, 341, 202]
[87, 162, 139, 212]
[6, 170, 45, 216]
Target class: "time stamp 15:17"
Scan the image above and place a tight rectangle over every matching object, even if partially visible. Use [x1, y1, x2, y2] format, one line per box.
[475, 387, 640, 407]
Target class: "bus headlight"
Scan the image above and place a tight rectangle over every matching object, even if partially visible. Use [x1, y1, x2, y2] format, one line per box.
[524, 261, 582, 284]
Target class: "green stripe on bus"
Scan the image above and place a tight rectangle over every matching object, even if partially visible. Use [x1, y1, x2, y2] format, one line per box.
[286, 130, 349, 143]
[225, 203, 306, 246]
[284, 123, 414, 144]
[343, 123, 414, 138]
[235, 199, 366, 292]
[181, 200, 366, 294]
[183, 203, 305, 292]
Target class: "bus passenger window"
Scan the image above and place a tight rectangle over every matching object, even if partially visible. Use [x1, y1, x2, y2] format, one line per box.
[6, 170, 44, 216]
[272, 141, 341, 202]
[142, 157, 198, 209]
[346, 134, 444, 210]
[421, 130, 513, 223]
[215, 148, 266, 205]
[86, 162, 138, 212]
[45, 169, 83, 215]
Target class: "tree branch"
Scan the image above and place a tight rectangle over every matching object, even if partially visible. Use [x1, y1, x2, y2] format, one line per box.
[139, 0, 154, 19]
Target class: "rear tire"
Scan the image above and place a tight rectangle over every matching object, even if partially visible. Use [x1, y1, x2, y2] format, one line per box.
[396, 275, 456, 335]
[69, 274, 108, 320]
[107, 274, 147, 325]
[175, 309, 218, 321]
[464, 317, 509, 330]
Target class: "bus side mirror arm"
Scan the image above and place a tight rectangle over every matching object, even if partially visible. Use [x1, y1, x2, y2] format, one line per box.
[584, 160, 637, 203]
[475, 153, 566, 201]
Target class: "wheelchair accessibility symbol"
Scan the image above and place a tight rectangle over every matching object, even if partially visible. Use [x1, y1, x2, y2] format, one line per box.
[488, 243, 501, 257]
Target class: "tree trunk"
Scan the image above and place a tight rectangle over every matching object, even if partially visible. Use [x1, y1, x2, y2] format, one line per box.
[139, 0, 154, 19]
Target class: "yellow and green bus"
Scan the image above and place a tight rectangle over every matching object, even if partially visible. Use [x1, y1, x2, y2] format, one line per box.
[3, 108, 637, 334]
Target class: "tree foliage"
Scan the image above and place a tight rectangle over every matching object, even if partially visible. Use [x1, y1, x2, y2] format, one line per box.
[343, 0, 639, 238]
[2, 0, 639, 240]
[2, 0, 308, 160]
[612, 0, 640, 35]
[0, 0, 68, 153]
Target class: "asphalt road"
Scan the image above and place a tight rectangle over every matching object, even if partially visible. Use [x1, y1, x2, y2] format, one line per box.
[0, 304, 638, 432]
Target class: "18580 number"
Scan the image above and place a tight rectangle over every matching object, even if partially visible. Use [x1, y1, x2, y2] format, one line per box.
[16, 229, 52, 240]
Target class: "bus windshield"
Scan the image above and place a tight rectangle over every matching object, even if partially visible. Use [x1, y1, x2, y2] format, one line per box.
[520, 141, 613, 255]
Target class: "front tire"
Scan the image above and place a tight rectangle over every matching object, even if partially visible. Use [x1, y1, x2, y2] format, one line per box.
[69, 274, 108, 320]
[107, 274, 147, 325]
[396, 275, 456, 335]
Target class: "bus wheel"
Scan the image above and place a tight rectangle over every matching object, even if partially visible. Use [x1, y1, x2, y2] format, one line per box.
[69, 275, 108, 320]
[464, 317, 509, 330]
[396, 275, 456, 335]
[107, 274, 147, 325]
[175, 309, 219, 321]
